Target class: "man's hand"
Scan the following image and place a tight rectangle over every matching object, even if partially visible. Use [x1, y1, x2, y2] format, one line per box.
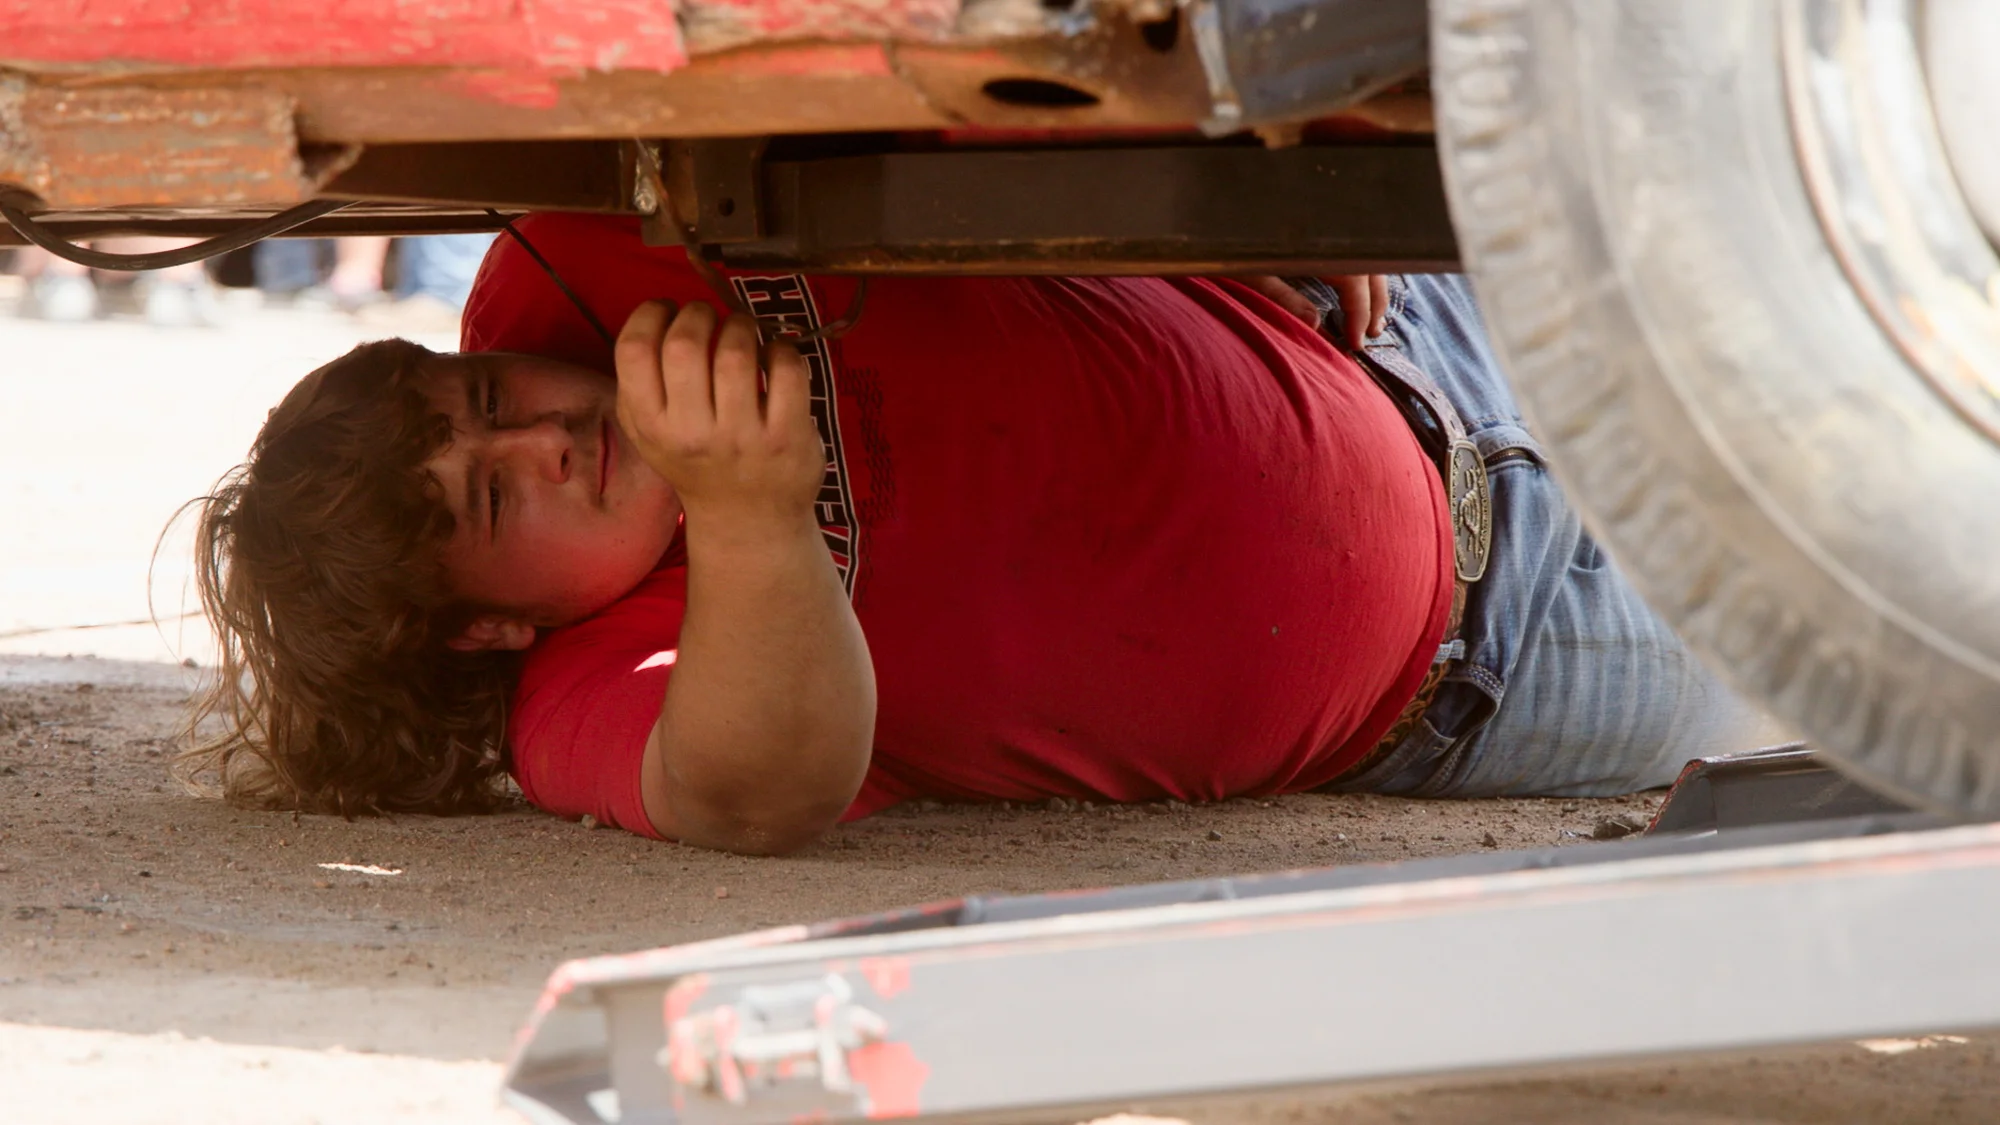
[613, 300, 875, 857]
[1238, 275, 1390, 350]
[614, 300, 826, 540]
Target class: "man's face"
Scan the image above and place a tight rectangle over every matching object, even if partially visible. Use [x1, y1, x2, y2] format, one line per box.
[420, 352, 682, 630]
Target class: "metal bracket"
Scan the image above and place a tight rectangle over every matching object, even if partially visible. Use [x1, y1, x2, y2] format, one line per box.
[1187, 0, 1428, 133]
[507, 816, 2000, 1125]
[683, 138, 771, 245]
[632, 141, 664, 216]
[663, 974, 888, 1110]
[1649, 743, 1920, 835]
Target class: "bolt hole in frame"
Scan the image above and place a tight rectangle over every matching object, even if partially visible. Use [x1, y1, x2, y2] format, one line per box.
[1140, 10, 1183, 53]
[979, 77, 1104, 109]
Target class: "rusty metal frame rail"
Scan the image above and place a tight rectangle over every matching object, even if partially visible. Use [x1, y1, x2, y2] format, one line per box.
[667, 142, 1459, 275]
[503, 817, 2000, 1125]
[0, 140, 1457, 275]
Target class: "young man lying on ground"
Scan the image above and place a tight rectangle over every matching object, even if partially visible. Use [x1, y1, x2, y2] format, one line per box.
[180, 214, 1778, 855]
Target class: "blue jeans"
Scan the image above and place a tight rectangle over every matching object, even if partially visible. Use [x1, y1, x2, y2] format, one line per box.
[253, 239, 326, 293]
[1306, 276, 1780, 797]
[396, 234, 496, 307]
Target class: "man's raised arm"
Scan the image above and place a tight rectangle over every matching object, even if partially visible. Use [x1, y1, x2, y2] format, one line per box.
[616, 301, 876, 855]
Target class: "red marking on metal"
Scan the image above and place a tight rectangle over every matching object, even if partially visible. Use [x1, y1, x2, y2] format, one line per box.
[663, 974, 713, 1110]
[664, 973, 711, 1024]
[666, 1015, 707, 1092]
[858, 956, 912, 1000]
[847, 1041, 929, 1119]
[0, 1, 686, 72]
[714, 1004, 747, 1105]
[448, 70, 565, 108]
[503, 960, 583, 1069]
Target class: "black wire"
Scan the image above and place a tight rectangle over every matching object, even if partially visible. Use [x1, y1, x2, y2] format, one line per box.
[485, 209, 618, 348]
[0, 197, 355, 271]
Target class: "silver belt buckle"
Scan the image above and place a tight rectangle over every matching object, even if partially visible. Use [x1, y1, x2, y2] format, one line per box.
[1447, 439, 1491, 582]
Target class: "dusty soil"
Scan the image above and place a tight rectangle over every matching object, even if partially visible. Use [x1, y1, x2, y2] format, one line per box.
[2, 655, 1994, 1123]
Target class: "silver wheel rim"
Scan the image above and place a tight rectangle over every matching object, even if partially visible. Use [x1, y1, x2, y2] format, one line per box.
[1784, 0, 2000, 443]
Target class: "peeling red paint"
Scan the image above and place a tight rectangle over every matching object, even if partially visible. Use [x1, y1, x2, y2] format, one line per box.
[0, 0, 978, 73]
[712, 1004, 748, 1105]
[503, 961, 582, 1070]
[664, 973, 711, 1025]
[847, 1040, 929, 1119]
[0, 1, 686, 72]
[662, 974, 714, 1107]
[858, 956, 912, 1000]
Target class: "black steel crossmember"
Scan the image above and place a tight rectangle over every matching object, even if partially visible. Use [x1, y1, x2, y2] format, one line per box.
[654, 142, 1460, 275]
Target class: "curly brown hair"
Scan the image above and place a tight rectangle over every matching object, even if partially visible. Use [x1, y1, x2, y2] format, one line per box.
[174, 339, 519, 816]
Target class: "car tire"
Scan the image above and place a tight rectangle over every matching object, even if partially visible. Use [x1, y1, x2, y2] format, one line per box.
[1429, 0, 2000, 816]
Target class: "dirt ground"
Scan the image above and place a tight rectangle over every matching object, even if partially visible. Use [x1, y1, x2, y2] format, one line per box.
[3, 654, 1995, 1124]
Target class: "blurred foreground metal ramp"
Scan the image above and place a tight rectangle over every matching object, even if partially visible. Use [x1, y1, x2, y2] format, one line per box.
[502, 806, 2000, 1125]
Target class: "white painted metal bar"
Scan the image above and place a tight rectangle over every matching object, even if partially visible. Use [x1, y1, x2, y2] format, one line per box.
[505, 820, 2000, 1125]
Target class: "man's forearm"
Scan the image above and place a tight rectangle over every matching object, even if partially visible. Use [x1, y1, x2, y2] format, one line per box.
[615, 300, 864, 853]
[644, 513, 876, 854]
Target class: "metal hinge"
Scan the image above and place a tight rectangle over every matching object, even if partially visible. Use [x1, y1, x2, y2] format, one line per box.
[662, 974, 889, 1107]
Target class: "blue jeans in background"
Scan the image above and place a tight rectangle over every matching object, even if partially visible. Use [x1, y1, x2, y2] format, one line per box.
[1305, 275, 1783, 797]
[253, 238, 325, 294]
[397, 234, 495, 308]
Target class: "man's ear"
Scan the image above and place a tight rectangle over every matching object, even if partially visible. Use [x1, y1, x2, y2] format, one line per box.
[447, 614, 538, 653]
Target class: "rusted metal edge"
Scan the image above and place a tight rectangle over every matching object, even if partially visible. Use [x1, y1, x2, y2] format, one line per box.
[0, 78, 334, 210]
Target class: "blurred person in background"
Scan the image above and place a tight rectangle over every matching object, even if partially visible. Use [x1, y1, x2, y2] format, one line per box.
[254, 230, 496, 330]
[12, 238, 222, 327]
[253, 232, 494, 333]
[253, 236, 389, 312]
[359, 232, 496, 333]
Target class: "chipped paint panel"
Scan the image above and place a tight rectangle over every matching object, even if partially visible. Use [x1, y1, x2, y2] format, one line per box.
[0, 0, 685, 73]
[0, 81, 314, 207]
[0, 0, 988, 73]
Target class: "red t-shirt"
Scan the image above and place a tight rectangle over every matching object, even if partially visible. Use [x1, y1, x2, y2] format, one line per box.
[462, 214, 1452, 838]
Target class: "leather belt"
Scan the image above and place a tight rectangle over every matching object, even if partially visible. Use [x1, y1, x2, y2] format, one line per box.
[1346, 340, 1494, 768]
[1357, 342, 1494, 585]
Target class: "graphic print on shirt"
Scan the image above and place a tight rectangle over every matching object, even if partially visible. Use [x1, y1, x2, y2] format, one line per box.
[730, 275, 858, 594]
